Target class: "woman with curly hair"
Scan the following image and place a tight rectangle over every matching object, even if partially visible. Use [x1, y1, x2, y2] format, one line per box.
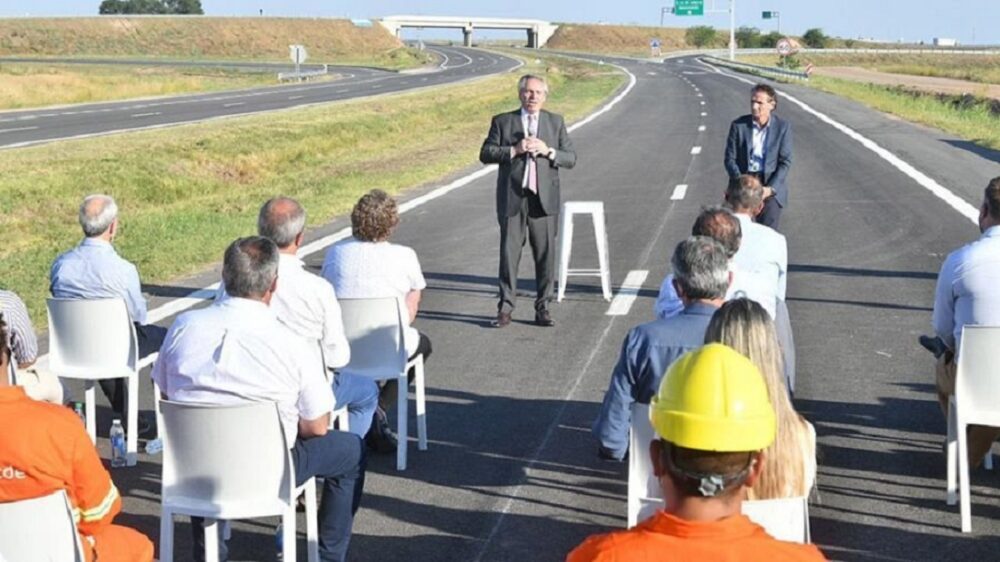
[704, 298, 816, 499]
[321, 189, 432, 452]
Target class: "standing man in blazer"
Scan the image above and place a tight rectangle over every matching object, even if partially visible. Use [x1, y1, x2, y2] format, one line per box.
[480, 74, 577, 328]
[724, 83, 793, 230]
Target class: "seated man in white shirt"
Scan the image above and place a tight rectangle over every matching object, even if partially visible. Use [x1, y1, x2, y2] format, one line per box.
[926, 176, 1000, 466]
[152, 237, 366, 562]
[724, 175, 787, 317]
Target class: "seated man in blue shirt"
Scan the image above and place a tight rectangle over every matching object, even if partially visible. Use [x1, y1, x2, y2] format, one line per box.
[50, 194, 167, 420]
[592, 236, 730, 460]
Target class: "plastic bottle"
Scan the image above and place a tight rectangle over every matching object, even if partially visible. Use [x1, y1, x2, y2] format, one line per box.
[110, 419, 126, 468]
[144, 438, 163, 455]
[275, 523, 284, 560]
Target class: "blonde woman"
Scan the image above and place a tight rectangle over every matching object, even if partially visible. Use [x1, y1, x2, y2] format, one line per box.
[705, 298, 816, 499]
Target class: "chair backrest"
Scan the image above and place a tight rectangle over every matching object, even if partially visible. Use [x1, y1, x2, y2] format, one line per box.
[159, 400, 294, 511]
[0, 489, 85, 562]
[741, 496, 811, 543]
[338, 297, 408, 376]
[955, 326, 1000, 423]
[46, 298, 137, 376]
[628, 403, 665, 527]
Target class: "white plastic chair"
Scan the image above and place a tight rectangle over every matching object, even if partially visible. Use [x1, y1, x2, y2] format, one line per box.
[317, 341, 350, 432]
[338, 297, 427, 471]
[945, 325, 1000, 532]
[741, 496, 811, 543]
[627, 403, 664, 527]
[157, 400, 318, 562]
[0, 489, 85, 562]
[557, 201, 612, 302]
[47, 297, 142, 466]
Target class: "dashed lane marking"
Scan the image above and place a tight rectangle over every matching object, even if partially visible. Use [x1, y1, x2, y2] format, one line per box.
[691, 146, 702, 155]
[671, 184, 688, 200]
[606, 270, 650, 316]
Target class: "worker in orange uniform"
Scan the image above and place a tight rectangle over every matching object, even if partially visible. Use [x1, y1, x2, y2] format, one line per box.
[568, 344, 827, 561]
[0, 314, 153, 562]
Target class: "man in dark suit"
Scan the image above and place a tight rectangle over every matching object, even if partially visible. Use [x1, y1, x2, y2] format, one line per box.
[724, 83, 793, 231]
[480, 74, 577, 328]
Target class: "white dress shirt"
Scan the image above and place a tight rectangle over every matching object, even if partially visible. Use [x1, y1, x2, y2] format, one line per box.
[152, 297, 334, 445]
[653, 263, 757, 320]
[321, 237, 426, 353]
[50, 238, 148, 324]
[933, 225, 1000, 353]
[749, 120, 769, 174]
[732, 214, 787, 318]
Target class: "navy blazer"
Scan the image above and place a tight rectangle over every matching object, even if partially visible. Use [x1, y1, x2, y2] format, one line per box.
[724, 113, 793, 207]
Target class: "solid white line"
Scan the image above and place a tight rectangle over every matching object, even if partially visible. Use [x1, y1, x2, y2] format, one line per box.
[671, 184, 688, 200]
[223, 102, 245, 108]
[0, 126, 39, 134]
[698, 125, 706, 131]
[702, 60, 979, 224]
[131, 112, 161, 118]
[606, 270, 649, 316]
[690, 146, 702, 155]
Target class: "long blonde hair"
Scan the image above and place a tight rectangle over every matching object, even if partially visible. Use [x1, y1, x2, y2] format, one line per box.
[705, 298, 812, 499]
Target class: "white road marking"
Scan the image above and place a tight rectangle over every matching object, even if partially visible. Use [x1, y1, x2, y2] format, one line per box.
[671, 184, 688, 200]
[131, 112, 161, 118]
[0, 126, 38, 134]
[647, 71, 657, 76]
[698, 125, 706, 131]
[223, 102, 244, 108]
[702, 60, 979, 224]
[700, 101, 705, 105]
[288, 95, 304, 100]
[690, 146, 702, 155]
[697, 93, 703, 97]
[606, 270, 649, 316]
[700, 112, 707, 116]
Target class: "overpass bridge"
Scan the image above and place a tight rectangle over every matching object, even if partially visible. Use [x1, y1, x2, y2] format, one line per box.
[379, 16, 558, 49]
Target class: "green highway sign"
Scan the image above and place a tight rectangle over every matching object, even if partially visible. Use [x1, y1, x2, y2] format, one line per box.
[674, 0, 704, 16]
[762, 11, 774, 19]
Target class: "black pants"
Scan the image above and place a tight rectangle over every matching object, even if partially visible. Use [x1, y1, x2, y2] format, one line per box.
[378, 331, 432, 412]
[100, 323, 167, 415]
[756, 196, 783, 231]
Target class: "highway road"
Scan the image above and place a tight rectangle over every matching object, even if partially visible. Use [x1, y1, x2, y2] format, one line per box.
[0, 45, 519, 149]
[43, 50, 1000, 560]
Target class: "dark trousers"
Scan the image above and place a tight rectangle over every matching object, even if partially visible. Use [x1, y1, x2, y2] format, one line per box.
[193, 431, 367, 562]
[379, 332, 432, 412]
[756, 196, 783, 231]
[498, 194, 557, 313]
[100, 322, 167, 415]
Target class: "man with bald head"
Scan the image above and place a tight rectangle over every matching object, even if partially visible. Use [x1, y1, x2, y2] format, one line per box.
[51, 194, 166, 420]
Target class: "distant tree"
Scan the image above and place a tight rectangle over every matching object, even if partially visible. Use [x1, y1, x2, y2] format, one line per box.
[802, 28, 828, 48]
[759, 31, 783, 48]
[686, 26, 717, 48]
[163, 0, 203, 14]
[735, 26, 761, 48]
[844, 39, 856, 48]
[98, 0, 202, 14]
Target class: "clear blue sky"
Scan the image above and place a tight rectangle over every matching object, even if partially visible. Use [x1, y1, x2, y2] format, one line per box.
[3, 1, 998, 45]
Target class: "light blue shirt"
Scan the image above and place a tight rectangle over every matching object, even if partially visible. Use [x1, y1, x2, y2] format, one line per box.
[50, 238, 148, 324]
[749, 120, 769, 173]
[933, 226, 1000, 353]
[732, 214, 787, 315]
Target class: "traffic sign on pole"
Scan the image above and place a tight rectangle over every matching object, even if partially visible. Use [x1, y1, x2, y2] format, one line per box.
[673, 0, 704, 16]
[762, 11, 773, 19]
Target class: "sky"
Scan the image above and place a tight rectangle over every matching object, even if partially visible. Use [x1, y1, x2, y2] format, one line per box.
[4, 1, 999, 45]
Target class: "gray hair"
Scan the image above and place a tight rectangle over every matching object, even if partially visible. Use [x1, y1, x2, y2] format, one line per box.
[257, 197, 306, 249]
[692, 206, 742, 259]
[726, 175, 764, 212]
[671, 236, 730, 300]
[222, 236, 279, 299]
[78, 194, 118, 237]
[518, 74, 548, 93]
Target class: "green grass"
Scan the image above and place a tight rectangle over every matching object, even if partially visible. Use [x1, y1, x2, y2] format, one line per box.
[0, 53, 626, 328]
[739, 53, 1000, 85]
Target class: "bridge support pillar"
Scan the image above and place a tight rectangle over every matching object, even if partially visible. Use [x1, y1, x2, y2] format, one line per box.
[463, 26, 474, 47]
[527, 29, 539, 49]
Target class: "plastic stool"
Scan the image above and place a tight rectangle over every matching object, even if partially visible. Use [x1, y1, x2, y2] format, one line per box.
[557, 201, 612, 302]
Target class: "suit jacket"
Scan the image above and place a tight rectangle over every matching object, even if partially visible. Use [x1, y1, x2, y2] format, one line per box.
[480, 109, 577, 218]
[724, 113, 793, 207]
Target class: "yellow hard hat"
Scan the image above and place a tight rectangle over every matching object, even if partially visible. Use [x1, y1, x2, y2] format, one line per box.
[649, 343, 776, 452]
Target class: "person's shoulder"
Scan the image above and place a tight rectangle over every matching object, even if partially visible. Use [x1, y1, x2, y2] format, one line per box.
[732, 114, 753, 126]
[757, 539, 826, 561]
[493, 109, 520, 121]
[541, 108, 565, 121]
[567, 528, 641, 562]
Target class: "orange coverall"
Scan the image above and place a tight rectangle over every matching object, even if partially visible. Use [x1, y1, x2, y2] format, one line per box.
[0, 386, 153, 562]
[568, 511, 827, 562]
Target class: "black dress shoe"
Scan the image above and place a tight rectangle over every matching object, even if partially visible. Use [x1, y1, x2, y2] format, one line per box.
[492, 311, 512, 328]
[535, 309, 555, 327]
[919, 335, 948, 359]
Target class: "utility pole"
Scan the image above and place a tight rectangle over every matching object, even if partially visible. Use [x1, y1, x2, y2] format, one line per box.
[660, 6, 673, 27]
[729, 0, 736, 60]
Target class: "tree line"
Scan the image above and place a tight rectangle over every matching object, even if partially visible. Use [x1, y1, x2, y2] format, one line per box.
[98, 0, 203, 14]
[684, 26, 829, 49]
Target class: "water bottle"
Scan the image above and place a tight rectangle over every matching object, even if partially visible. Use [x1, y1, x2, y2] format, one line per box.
[275, 523, 284, 560]
[144, 438, 163, 455]
[110, 419, 126, 468]
[73, 402, 86, 425]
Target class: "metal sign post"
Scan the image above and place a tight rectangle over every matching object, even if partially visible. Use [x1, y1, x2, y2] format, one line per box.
[762, 10, 781, 34]
[289, 44, 308, 79]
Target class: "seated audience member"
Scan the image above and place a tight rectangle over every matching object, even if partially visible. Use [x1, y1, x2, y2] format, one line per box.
[568, 344, 826, 562]
[0, 314, 154, 562]
[0, 288, 62, 403]
[705, 298, 816, 499]
[51, 194, 166, 422]
[321, 189, 432, 450]
[255, 196, 380, 441]
[724, 175, 787, 319]
[152, 237, 366, 562]
[924, 176, 1000, 467]
[592, 236, 728, 461]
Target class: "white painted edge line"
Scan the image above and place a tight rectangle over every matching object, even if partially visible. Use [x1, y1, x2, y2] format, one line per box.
[701, 59, 979, 224]
[698, 125, 706, 132]
[606, 270, 649, 316]
[671, 184, 688, 200]
[690, 146, 702, 155]
[145, 61, 638, 327]
[0, 126, 39, 133]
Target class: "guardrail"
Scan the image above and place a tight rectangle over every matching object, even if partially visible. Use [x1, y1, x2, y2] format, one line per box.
[703, 56, 809, 80]
[278, 65, 329, 82]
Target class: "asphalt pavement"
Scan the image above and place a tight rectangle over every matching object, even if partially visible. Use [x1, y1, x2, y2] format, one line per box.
[46, 50, 1000, 560]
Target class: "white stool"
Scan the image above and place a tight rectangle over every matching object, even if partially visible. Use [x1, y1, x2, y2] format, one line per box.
[558, 201, 611, 302]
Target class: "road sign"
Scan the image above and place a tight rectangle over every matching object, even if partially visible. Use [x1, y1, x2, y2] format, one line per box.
[776, 37, 795, 56]
[674, 0, 704, 16]
[289, 44, 308, 65]
[762, 11, 773, 19]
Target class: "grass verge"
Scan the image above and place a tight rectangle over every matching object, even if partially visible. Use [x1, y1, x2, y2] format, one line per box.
[739, 53, 1000, 85]
[0, 53, 626, 328]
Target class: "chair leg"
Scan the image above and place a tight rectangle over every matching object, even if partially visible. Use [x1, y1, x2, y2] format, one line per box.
[303, 478, 319, 562]
[159, 509, 174, 562]
[958, 420, 973, 532]
[397, 372, 408, 471]
[283, 507, 297, 562]
[946, 400, 958, 505]
[592, 207, 612, 302]
[414, 357, 427, 451]
[84, 382, 97, 445]
[204, 518, 220, 562]
[126, 374, 138, 466]
[557, 213, 574, 302]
